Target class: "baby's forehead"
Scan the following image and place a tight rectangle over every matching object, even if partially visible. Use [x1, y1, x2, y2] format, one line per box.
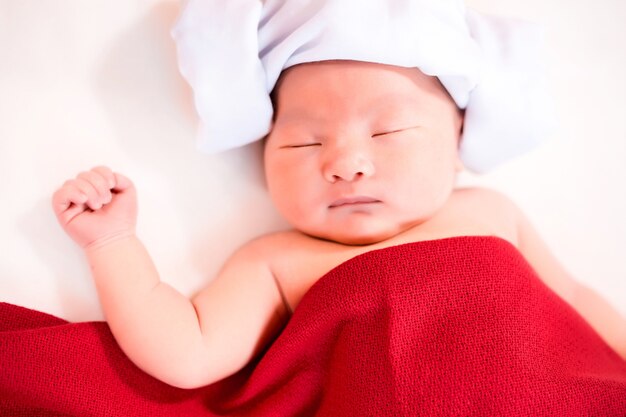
[272, 61, 452, 115]
[275, 61, 438, 91]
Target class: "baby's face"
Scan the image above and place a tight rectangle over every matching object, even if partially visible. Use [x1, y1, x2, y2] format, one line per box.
[264, 60, 464, 245]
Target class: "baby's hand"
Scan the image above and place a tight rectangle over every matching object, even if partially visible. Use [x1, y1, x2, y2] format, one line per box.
[52, 166, 137, 250]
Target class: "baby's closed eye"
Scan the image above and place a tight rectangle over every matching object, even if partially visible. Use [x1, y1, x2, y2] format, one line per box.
[372, 125, 421, 138]
[281, 142, 322, 149]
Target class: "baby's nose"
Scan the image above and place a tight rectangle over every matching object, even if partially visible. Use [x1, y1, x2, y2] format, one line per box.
[323, 149, 375, 183]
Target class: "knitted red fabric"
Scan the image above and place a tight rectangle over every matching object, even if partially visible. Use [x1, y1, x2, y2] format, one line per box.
[1, 236, 625, 416]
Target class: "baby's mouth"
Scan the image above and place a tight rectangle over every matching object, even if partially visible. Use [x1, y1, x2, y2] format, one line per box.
[329, 196, 381, 208]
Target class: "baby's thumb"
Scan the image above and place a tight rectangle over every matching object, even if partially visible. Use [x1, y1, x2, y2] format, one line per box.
[112, 172, 134, 192]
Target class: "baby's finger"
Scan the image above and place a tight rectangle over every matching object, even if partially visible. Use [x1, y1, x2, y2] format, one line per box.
[52, 184, 90, 225]
[77, 170, 110, 196]
[52, 185, 88, 214]
[59, 200, 88, 224]
[91, 166, 116, 189]
[73, 176, 104, 210]
[78, 170, 117, 209]
[111, 172, 134, 192]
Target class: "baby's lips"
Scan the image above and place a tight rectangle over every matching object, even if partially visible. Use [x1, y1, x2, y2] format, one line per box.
[329, 196, 381, 208]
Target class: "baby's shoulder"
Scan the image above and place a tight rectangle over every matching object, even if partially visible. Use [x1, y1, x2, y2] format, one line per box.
[446, 186, 522, 244]
[235, 230, 341, 307]
[451, 186, 520, 213]
[235, 229, 317, 264]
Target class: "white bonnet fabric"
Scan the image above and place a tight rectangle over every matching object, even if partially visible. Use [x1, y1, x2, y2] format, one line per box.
[171, 0, 555, 173]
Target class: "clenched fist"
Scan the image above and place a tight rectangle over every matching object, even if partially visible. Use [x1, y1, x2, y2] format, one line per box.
[52, 166, 137, 250]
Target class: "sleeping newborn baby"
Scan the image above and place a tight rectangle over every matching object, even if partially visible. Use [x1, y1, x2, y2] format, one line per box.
[50, 0, 626, 414]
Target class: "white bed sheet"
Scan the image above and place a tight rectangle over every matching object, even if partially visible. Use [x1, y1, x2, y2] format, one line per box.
[1, 0, 624, 322]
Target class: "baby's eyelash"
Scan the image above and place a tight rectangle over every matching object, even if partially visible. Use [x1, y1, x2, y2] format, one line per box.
[282, 143, 321, 149]
[372, 126, 420, 138]
[372, 128, 405, 138]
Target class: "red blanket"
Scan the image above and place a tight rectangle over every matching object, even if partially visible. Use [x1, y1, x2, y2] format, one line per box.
[1, 236, 625, 416]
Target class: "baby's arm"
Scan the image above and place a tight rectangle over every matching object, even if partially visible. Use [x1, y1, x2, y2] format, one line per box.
[52, 167, 288, 388]
[510, 196, 626, 360]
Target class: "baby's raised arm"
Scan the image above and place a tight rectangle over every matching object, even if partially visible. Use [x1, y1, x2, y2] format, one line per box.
[52, 167, 289, 389]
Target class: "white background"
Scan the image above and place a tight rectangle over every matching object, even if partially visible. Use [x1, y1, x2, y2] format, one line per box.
[1, 0, 624, 321]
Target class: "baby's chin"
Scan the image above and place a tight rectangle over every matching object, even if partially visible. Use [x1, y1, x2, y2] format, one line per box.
[306, 225, 411, 246]
[316, 234, 387, 246]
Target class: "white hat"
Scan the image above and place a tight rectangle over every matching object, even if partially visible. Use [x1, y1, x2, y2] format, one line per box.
[171, 0, 556, 173]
